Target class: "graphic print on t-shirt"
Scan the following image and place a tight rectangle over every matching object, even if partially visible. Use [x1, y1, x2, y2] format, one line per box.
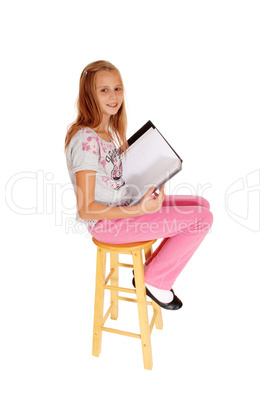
[105, 148, 125, 190]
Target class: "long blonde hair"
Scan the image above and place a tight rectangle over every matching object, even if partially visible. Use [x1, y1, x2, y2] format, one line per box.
[65, 60, 128, 152]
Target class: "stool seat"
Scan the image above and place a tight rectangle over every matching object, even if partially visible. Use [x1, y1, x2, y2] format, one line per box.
[92, 238, 157, 253]
[91, 237, 163, 370]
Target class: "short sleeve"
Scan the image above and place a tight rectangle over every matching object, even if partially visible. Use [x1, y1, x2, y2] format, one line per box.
[71, 133, 100, 173]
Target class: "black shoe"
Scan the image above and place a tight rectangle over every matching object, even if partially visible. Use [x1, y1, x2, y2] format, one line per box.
[132, 277, 183, 311]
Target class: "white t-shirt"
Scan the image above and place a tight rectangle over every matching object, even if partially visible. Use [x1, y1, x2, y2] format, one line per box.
[66, 127, 133, 230]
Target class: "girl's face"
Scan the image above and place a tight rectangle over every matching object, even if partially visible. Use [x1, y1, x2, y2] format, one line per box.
[95, 70, 124, 118]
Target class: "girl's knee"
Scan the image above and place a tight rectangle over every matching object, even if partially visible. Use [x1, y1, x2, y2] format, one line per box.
[202, 208, 213, 228]
[197, 196, 210, 210]
[207, 209, 213, 225]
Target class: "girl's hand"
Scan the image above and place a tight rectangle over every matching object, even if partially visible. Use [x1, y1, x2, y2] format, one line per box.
[139, 185, 165, 214]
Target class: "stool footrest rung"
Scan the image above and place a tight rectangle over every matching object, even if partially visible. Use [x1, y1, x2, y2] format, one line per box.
[104, 269, 115, 285]
[101, 326, 141, 339]
[103, 285, 136, 294]
[118, 296, 153, 306]
[118, 263, 134, 268]
[117, 296, 137, 303]
[102, 304, 113, 326]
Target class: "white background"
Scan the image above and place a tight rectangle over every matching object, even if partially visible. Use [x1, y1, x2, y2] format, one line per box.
[1, 1, 264, 401]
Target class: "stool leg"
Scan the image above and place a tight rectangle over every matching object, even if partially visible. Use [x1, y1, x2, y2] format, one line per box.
[144, 245, 153, 261]
[151, 301, 163, 330]
[144, 245, 163, 330]
[110, 252, 119, 320]
[133, 250, 153, 370]
[92, 247, 106, 357]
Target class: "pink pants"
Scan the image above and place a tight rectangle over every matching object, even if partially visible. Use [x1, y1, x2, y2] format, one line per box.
[90, 195, 213, 290]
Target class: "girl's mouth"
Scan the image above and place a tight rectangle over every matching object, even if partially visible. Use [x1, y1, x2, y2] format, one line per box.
[107, 103, 118, 108]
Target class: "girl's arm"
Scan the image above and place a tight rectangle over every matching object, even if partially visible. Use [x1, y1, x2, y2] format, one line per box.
[76, 170, 165, 220]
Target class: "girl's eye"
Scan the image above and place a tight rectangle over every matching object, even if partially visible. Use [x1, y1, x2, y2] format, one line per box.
[100, 87, 122, 93]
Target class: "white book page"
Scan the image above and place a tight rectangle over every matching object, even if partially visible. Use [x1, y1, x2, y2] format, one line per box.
[122, 127, 182, 203]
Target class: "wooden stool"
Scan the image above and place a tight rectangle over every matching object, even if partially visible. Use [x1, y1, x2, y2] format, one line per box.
[92, 237, 163, 370]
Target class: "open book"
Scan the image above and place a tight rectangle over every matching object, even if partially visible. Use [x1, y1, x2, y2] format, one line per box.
[122, 120, 183, 206]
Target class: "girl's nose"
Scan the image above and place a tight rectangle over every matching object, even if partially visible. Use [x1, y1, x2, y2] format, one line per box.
[109, 90, 117, 99]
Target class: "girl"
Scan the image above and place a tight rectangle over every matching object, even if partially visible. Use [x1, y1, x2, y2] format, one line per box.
[65, 60, 213, 310]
